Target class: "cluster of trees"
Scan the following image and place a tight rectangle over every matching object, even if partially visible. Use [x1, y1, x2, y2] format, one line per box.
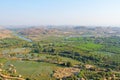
[0, 38, 29, 48]
[0, 36, 120, 79]
[26, 36, 120, 71]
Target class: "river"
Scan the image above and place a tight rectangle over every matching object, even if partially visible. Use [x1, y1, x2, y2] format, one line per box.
[13, 32, 32, 42]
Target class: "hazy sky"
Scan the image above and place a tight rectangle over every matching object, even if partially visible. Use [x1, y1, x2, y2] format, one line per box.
[0, 0, 120, 26]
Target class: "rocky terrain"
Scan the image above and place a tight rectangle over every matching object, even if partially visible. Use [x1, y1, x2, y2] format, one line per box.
[0, 26, 12, 39]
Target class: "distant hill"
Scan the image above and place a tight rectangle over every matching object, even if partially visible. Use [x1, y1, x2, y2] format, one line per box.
[0, 26, 12, 39]
[17, 27, 64, 36]
[15, 26, 120, 41]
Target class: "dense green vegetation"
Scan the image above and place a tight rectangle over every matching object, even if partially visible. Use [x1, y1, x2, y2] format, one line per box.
[0, 32, 120, 79]
[27, 36, 120, 70]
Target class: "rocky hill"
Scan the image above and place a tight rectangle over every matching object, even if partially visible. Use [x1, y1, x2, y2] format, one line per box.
[0, 26, 12, 39]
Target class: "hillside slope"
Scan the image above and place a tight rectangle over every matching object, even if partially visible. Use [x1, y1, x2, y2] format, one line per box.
[0, 26, 12, 39]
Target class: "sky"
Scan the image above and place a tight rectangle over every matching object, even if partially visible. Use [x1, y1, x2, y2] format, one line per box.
[0, 0, 120, 26]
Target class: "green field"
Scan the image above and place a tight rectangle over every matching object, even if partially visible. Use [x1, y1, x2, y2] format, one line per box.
[0, 31, 120, 80]
[0, 54, 80, 80]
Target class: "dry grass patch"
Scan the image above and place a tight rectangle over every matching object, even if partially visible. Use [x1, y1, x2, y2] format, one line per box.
[53, 67, 80, 79]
